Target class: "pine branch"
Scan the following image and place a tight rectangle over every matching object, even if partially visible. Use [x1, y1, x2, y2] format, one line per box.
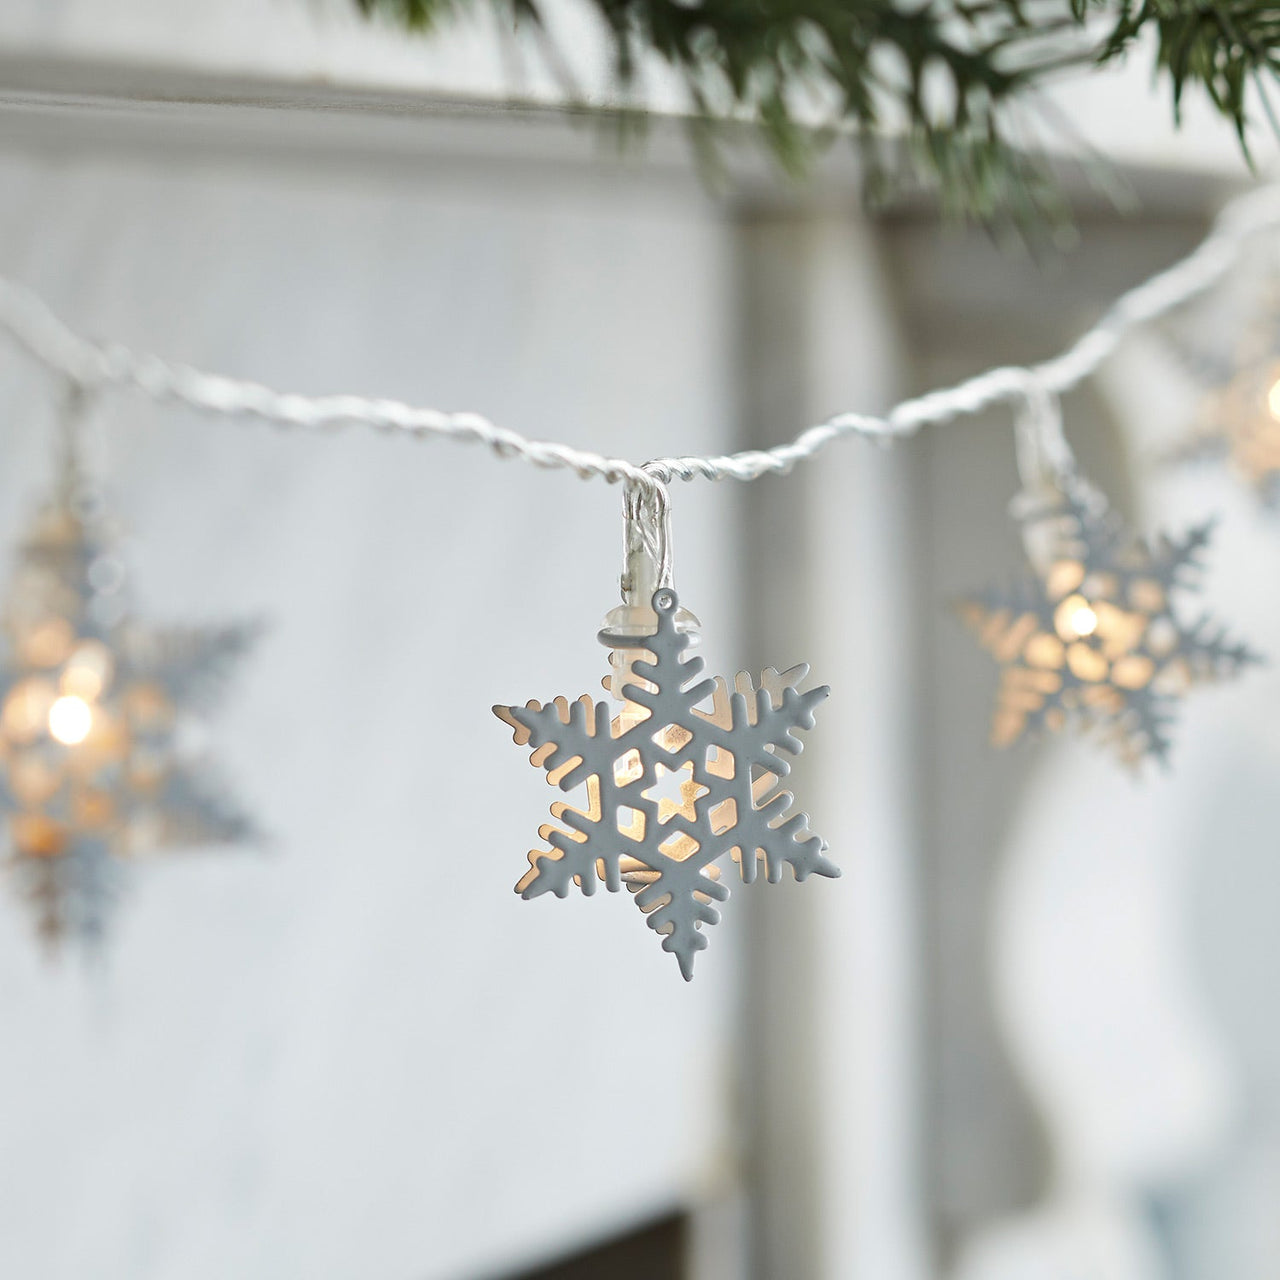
[353, 0, 1280, 224]
[1093, 1, 1280, 149]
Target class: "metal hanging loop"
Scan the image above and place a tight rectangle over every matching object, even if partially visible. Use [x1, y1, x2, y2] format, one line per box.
[598, 469, 699, 652]
[53, 377, 107, 526]
[619, 471, 673, 606]
[1006, 374, 1107, 574]
[1011, 373, 1077, 500]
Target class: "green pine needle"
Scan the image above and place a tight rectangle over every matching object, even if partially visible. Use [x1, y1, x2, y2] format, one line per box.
[354, 0, 1280, 224]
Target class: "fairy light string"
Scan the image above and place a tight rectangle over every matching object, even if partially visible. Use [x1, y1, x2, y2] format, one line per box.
[0, 181, 1274, 962]
[0, 184, 1277, 511]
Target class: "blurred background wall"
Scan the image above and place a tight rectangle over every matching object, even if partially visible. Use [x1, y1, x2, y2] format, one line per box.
[0, 7, 1278, 1280]
[0, 99, 744, 1280]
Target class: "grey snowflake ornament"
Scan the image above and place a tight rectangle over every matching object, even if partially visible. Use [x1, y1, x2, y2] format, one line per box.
[0, 480, 259, 950]
[494, 587, 838, 979]
[1161, 275, 1280, 503]
[958, 480, 1261, 767]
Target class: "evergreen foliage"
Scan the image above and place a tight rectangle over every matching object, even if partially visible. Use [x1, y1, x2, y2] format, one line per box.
[354, 0, 1280, 220]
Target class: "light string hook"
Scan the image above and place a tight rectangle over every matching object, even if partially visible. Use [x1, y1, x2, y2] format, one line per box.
[54, 376, 107, 525]
[1010, 372, 1076, 499]
[1005, 372, 1106, 574]
[597, 468, 686, 654]
[619, 467, 674, 606]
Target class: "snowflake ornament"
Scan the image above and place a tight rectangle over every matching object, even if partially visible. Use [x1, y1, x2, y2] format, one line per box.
[0, 481, 258, 949]
[1195, 360, 1280, 503]
[959, 481, 1261, 767]
[1165, 276, 1280, 502]
[494, 586, 838, 979]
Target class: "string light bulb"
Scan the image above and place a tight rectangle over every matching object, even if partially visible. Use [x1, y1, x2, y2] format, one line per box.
[47, 694, 93, 746]
[1057, 594, 1099, 639]
[1070, 605, 1098, 636]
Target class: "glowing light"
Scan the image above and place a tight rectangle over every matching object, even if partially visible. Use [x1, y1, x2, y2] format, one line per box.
[642, 761, 708, 824]
[21, 618, 74, 668]
[61, 641, 112, 701]
[616, 698, 650, 736]
[1069, 604, 1098, 637]
[48, 695, 93, 746]
[1053, 593, 1102, 644]
[1267, 377, 1280, 422]
[2, 678, 56, 743]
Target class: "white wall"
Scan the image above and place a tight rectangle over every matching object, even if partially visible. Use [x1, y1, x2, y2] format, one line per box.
[0, 123, 741, 1280]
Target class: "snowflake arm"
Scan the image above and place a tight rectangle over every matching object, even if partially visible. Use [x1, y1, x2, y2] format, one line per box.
[631, 851, 729, 981]
[528, 784, 628, 898]
[145, 765, 258, 848]
[1107, 684, 1177, 766]
[12, 837, 118, 952]
[1171, 613, 1265, 680]
[495, 695, 612, 794]
[621, 641, 717, 741]
[1134, 521, 1214, 591]
[494, 694, 638, 897]
[133, 621, 263, 712]
[693, 667, 827, 780]
[731, 786, 836, 884]
[690, 668, 835, 883]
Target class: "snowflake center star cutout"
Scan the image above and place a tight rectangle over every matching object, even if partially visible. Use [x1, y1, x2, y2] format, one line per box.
[958, 482, 1262, 767]
[494, 587, 839, 979]
[640, 762, 708, 827]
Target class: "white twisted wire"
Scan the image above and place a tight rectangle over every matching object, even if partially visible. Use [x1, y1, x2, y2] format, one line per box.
[1, 182, 1279, 501]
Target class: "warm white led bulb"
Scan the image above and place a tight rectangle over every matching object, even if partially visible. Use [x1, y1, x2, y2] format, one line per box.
[1070, 604, 1099, 637]
[48, 694, 93, 746]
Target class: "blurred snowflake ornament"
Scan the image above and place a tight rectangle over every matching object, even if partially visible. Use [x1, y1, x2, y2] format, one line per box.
[960, 385, 1261, 767]
[0, 391, 258, 949]
[1165, 273, 1280, 502]
[494, 483, 837, 979]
